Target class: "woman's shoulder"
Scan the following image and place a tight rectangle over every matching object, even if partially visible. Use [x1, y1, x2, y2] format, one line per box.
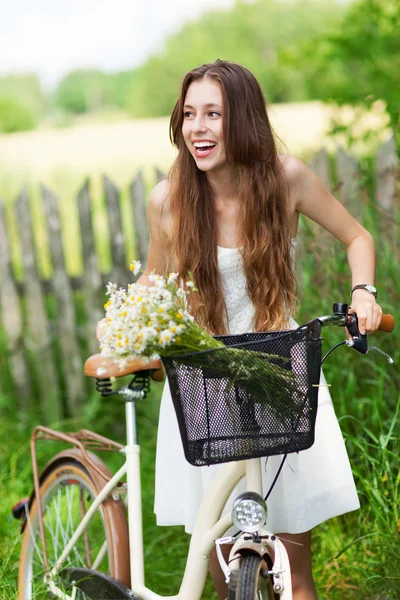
[148, 178, 170, 212]
[278, 154, 307, 185]
[278, 154, 314, 212]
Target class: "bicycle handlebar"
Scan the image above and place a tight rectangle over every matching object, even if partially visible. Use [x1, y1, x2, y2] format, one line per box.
[377, 313, 395, 333]
[318, 303, 395, 359]
[318, 303, 395, 333]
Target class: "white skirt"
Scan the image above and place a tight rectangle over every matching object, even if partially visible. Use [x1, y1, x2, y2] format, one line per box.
[154, 368, 360, 534]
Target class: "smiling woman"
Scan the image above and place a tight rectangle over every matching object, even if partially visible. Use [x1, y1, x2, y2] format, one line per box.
[131, 59, 384, 600]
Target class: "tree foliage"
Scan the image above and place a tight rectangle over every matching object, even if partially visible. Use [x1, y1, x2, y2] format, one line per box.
[52, 0, 345, 118]
[55, 70, 115, 114]
[125, 0, 345, 117]
[0, 74, 44, 132]
[299, 0, 400, 139]
[0, 97, 37, 133]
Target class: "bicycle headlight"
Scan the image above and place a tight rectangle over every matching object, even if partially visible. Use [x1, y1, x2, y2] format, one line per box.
[231, 492, 267, 533]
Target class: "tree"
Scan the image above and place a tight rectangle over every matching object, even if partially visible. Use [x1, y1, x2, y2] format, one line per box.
[55, 70, 118, 114]
[302, 0, 400, 147]
[126, 0, 345, 118]
[0, 74, 46, 122]
[0, 97, 37, 133]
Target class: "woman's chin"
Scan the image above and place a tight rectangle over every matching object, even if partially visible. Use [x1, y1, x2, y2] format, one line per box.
[193, 157, 225, 173]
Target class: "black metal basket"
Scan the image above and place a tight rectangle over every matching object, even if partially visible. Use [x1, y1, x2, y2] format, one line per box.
[162, 321, 322, 466]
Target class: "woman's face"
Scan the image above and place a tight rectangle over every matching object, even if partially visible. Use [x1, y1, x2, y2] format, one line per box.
[182, 78, 227, 173]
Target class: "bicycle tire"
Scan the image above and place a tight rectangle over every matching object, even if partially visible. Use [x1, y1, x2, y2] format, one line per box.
[235, 553, 276, 600]
[18, 459, 130, 600]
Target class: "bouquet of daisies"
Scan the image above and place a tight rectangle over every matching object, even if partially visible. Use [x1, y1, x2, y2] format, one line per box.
[99, 262, 298, 408]
[100, 262, 224, 362]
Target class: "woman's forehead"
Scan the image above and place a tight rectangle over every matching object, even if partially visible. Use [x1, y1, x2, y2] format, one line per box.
[184, 79, 223, 107]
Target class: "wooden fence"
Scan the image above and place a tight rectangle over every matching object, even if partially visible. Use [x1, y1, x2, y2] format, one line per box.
[0, 138, 398, 422]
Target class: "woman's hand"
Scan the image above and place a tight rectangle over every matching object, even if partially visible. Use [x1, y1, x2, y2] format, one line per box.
[349, 290, 382, 335]
[96, 318, 107, 341]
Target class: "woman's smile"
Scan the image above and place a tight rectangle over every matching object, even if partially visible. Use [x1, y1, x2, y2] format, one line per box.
[192, 139, 217, 158]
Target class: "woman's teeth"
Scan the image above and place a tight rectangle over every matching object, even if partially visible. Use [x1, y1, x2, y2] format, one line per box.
[194, 142, 215, 148]
[194, 142, 216, 156]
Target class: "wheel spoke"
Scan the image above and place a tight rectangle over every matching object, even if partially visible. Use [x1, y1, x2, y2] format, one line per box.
[19, 466, 116, 599]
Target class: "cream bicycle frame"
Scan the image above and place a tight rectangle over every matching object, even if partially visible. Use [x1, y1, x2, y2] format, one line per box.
[46, 401, 292, 600]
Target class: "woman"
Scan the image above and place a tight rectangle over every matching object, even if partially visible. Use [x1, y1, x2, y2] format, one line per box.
[138, 60, 382, 599]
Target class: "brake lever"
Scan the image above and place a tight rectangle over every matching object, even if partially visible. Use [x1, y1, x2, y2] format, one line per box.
[367, 346, 394, 364]
[345, 312, 394, 363]
[345, 313, 368, 354]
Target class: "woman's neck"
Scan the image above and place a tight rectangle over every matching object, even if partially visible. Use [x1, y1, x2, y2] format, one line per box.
[206, 165, 238, 201]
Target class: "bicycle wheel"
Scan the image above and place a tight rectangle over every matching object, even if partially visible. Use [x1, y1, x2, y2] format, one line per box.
[18, 459, 129, 600]
[235, 553, 276, 600]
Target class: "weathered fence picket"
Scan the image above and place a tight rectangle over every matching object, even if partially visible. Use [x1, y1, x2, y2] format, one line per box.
[376, 136, 398, 210]
[336, 147, 362, 220]
[130, 171, 149, 264]
[0, 200, 32, 410]
[77, 179, 104, 356]
[104, 175, 127, 287]
[309, 148, 331, 189]
[14, 188, 61, 422]
[41, 184, 85, 415]
[0, 142, 398, 422]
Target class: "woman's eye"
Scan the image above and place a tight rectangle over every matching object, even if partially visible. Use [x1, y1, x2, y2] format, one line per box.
[209, 111, 220, 117]
[184, 111, 194, 118]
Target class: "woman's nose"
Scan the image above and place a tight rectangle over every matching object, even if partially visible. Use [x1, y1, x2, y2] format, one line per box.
[192, 115, 207, 133]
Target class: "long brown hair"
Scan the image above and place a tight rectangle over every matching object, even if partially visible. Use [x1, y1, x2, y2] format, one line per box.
[168, 60, 296, 334]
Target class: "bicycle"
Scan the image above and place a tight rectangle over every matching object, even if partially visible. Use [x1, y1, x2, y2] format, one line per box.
[14, 302, 394, 600]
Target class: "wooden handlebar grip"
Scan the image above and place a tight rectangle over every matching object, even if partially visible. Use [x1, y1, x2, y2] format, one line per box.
[378, 314, 395, 333]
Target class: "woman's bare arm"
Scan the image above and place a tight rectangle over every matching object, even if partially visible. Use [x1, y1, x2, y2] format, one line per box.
[285, 156, 382, 333]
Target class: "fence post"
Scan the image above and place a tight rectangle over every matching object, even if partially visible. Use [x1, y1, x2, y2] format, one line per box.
[130, 171, 149, 265]
[155, 168, 166, 184]
[103, 175, 127, 287]
[14, 188, 61, 422]
[77, 179, 104, 356]
[0, 199, 32, 411]
[41, 184, 85, 416]
[336, 146, 362, 220]
[308, 148, 331, 190]
[376, 136, 398, 210]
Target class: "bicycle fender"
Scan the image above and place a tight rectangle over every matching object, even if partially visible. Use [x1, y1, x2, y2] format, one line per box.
[21, 448, 122, 532]
[21, 448, 131, 588]
[229, 533, 293, 599]
[232, 541, 270, 559]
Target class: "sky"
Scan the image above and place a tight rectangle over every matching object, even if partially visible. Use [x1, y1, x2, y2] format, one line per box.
[0, 0, 237, 89]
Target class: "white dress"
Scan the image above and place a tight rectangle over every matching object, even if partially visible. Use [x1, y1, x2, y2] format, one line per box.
[154, 245, 360, 534]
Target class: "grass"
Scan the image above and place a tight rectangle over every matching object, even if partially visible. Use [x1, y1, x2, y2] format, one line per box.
[0, 383, 218, 599]
[294, 191, 400, 599]
[1, 384, 399, 599]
